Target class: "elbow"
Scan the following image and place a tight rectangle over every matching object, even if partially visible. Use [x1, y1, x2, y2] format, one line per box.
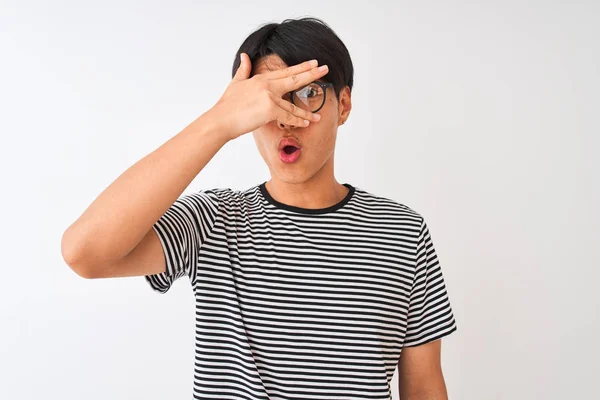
[61, 228, 95, 279]
[69, 262, 96, 279]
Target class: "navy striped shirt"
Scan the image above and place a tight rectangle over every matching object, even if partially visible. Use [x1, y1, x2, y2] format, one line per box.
[145, 181, 458, 399]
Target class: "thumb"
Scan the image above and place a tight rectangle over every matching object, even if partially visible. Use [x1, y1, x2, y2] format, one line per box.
[233, 52, 251, 81]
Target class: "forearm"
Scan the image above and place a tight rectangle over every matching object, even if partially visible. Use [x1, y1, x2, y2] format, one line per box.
[62, 110, 229, 271]
[401, 392, 448, 400]
[399, 373, 449, 400]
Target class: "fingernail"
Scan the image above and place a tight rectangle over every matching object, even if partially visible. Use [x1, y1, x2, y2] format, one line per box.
[318, 65, 328, 72]
[309, 59, 318, 66]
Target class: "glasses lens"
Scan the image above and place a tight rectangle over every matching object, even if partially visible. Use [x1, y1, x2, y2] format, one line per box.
[292, 83, 325, 112]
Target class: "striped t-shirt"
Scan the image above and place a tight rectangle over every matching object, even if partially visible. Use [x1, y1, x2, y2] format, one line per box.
[144, 181, 458, 399]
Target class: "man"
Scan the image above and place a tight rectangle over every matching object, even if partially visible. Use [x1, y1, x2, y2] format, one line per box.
[62, 16, 457, 399]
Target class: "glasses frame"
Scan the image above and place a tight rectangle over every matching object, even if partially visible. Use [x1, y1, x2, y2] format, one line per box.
[287, 81, 334, 113]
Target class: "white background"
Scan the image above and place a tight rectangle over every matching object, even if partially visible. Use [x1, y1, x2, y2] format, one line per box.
[1, 1, 598, 399]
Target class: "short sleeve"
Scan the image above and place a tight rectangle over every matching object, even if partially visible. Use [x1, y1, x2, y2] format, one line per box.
[403, 217, 458, 347]
[144, 189, 220, 294]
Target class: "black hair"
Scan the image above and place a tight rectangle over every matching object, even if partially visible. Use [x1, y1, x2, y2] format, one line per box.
[231, 17, 354, 100]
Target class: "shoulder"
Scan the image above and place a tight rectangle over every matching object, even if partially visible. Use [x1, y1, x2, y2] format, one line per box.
[195, 185, 260, 212]
[352, 185, 425, 225]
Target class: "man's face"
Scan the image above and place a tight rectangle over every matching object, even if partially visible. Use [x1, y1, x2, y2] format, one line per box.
[251, 54, 351, 184]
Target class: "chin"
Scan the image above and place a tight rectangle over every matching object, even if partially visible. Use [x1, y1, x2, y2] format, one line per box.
[271, 168, 310, 184]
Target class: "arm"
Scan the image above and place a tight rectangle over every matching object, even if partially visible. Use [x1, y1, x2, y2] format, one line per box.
[61, 56, 325, 280]
[397, 339, 448, 400]
[61, 110, 229, 278]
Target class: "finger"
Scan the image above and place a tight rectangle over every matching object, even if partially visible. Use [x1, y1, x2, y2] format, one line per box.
[270, 93, 321, 122]
[274, 107, 312, 128]
[232, 52, 251, 81]
[265, 59, 318, 80]
[272, 64, 329, 94]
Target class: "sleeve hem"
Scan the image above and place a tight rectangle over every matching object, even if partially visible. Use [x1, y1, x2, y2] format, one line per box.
[143, 223, 172, 294]
[403, 324, 457, 348]
[143, 189, 222, 294]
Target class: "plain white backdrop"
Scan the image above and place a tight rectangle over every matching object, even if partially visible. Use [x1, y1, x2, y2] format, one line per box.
[1, 1, 598, 399]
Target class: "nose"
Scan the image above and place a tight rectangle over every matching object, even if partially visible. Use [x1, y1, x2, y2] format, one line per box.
[278, 120, 298, 130]
[278, 92, 301, 129]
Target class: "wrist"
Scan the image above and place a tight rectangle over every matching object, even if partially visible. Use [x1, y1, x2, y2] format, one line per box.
[190, 108, 232, 146]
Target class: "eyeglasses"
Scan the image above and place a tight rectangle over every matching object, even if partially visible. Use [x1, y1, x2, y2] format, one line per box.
[283, 81, 334, 113]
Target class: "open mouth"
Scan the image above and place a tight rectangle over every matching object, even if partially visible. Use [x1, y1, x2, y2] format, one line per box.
[279, 145, 301, 163]
[283, 145, 299, 154]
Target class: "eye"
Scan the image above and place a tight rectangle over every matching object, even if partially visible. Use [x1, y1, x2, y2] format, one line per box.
[306, 87, 318, 98]
[296, 84, 322, 99]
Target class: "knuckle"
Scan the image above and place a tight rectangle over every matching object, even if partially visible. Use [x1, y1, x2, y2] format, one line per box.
[260, 79, 270, 91]
[265, 96, 276, 114]
[288, 102, 297, 114]
[263, 92, 272, 107]
[269, 102, 279, 117]
[251, 74, 262, 84]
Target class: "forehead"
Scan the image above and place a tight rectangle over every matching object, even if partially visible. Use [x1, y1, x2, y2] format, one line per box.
[252, 54, 288, 75]
[252, 54, 326, 84]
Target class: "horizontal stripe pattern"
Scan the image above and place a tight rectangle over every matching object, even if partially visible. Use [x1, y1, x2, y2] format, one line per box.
[144, 182, 457, 399]
[145, 190, 220, 293]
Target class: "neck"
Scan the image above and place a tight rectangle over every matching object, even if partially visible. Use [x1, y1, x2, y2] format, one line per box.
[264, 175, 349, 210]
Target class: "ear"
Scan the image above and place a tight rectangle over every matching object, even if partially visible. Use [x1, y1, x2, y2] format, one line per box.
[337, 86, 352, 126]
